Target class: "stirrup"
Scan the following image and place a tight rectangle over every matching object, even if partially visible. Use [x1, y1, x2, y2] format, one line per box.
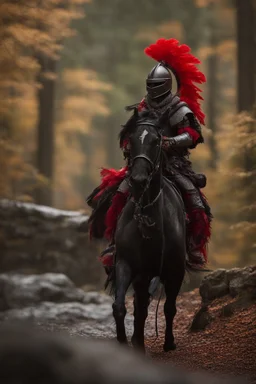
[100, 244, 115, 257]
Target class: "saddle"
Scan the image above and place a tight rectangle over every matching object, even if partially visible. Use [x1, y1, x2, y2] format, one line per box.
[163, 177, 185, 210]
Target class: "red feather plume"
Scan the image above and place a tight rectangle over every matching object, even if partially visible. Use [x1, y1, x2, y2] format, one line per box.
[144, 38, 206, 125]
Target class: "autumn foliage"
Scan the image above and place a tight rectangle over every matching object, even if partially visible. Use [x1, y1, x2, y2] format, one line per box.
[55, 69, 111, 208]
[0, 0, 255, 268]
[0, 0, 90, 200]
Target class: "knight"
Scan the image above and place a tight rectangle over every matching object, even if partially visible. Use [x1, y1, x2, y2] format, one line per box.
[87, 38, 212, 271]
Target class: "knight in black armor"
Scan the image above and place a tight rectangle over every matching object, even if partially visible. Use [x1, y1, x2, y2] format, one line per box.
[87, 38, 212, 269]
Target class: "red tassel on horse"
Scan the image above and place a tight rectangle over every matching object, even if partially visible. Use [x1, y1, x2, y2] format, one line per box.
[104, 192, 129, 240]
[94, 167, 128, 201]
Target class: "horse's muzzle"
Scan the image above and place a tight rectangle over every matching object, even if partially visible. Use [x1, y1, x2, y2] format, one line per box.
[129, 174, 148, 200]
[130, 174, 147, 190]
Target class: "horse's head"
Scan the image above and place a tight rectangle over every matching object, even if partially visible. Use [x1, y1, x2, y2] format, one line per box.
[128, 111, 162, 201]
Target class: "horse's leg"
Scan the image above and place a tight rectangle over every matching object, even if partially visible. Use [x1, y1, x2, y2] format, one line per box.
[112, 259, 132, 344]
[163, 265, 185, 352]
[131, 278, 150, 352]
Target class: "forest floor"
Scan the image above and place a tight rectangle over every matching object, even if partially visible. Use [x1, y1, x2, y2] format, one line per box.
[135, 289, 256, 383]
[40, 288, 256, 382]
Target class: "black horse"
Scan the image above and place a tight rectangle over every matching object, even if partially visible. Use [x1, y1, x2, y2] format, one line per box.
[112, 110, 186, 352]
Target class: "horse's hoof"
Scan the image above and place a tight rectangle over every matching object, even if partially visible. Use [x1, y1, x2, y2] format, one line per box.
[163, 342, 176, 352]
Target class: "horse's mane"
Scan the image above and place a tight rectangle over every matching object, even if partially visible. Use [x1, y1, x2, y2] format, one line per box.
[119, 108, 159, 147]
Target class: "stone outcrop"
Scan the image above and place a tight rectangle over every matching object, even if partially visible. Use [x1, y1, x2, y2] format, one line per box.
[0, 273, 112, 324]
[199, 265, 256, 303]
[0, 199, 105, 287]
[191, 266, 256, 331]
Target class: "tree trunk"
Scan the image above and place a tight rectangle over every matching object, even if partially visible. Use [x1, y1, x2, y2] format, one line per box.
[35, 55, 56, 206]
[236, 0, 256, 112]
[105, 43, 121, 169]
[207, 2, 218, 169]
[236, 0, 255, 265]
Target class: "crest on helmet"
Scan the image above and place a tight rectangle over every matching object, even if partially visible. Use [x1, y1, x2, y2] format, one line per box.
[145, 38, 206, 125]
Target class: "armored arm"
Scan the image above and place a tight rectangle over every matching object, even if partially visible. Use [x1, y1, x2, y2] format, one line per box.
[163, 132, 193, 148]
[163, 107, 204, 151]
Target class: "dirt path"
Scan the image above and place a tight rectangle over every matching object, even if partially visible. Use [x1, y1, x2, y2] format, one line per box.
[40, 289, 256, 382]
[137, 290, 256, 383]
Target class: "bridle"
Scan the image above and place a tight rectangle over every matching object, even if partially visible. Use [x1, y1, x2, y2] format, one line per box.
[130, 121, 162, 172]
[129, 120, 163, 238]
[129, 119, 166, 309]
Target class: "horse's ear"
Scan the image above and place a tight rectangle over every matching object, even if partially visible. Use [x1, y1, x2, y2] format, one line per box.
[124, 105, 139, 119]
[134, 107, 139, 117]
[125, 103, 140, 112]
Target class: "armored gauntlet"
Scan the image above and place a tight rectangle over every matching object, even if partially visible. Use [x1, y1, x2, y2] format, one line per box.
[162, 132, 193, 150]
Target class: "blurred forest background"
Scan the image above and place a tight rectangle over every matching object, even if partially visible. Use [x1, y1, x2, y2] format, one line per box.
[0, 0, 255, 269]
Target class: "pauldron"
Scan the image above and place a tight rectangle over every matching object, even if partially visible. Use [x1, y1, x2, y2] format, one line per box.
[168, 100, 204, 145]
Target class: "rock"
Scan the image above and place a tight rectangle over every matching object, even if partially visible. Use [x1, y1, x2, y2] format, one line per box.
[0, 273, 112, 311]
[221, 295, 253, 317]
[192, 266, 256, 332]
[0, 199, 89, 221]
[0, 273, 113, 324]
[0, 302, 112, 322]
[190, 305, 213, 331]
[199, 266, 256, 303]
[227, 266, 256, 297]
[0, 323, 243, 384]
[82, 291, 112, 305]
[0, 273, 82, 310]
[0, 199, 105, 287]
[199, 269, 229, 303]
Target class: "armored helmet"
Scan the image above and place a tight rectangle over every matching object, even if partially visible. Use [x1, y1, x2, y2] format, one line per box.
[146, 62, 172, 99]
